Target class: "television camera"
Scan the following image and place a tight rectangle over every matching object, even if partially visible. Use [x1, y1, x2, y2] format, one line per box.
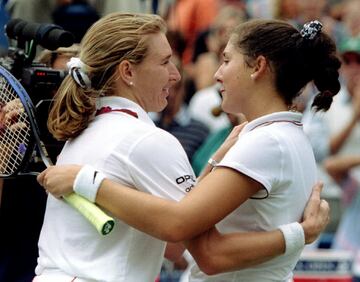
[0, 19, 75, 162]
[1, 18, 74, 104]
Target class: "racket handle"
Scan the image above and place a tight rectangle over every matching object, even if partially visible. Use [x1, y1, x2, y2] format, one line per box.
[63, 193, 115, 235]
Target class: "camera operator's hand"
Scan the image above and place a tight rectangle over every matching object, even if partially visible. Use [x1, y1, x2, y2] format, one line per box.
[0, 99, 26, 134]
[0, 99, 26, 172]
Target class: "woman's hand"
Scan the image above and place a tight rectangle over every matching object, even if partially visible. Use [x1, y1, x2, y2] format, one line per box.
[212, 121, 247, 162]
[300, 182, 330, 244]
[37, 165, 82, 198]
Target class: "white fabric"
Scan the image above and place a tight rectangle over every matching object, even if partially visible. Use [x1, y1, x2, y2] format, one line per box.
[67, 57, 92, 89]
[36, 96, 194, 282]
[73, 164, 106, 202]
[33, 269, 95, 282]
[189, 111, 317, 282]
[279, 222, 305, 255]
[188, 84, 230, 133]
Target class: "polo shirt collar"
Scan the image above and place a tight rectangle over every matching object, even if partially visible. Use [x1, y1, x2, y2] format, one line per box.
[241, 111, 303, 135]
[96, 96, 155, 126]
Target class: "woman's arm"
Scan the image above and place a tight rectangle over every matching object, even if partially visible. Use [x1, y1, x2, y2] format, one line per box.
[185, 227, 285, 275]
[329, 87, 360, 155]
[324, 155, 360, 182]
[38, 164, 261, 241]
[38, 165, 328, 242]
[101, 167, 262, 241]
[185, 183, 329, 274]
[38, 167, 329, 273]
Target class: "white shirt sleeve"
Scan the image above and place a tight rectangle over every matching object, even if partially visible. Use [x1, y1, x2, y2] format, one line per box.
[127, 129, 196, 202]
[219, 129, 284, 198]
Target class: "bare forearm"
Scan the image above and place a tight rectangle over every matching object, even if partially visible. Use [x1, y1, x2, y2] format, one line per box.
[39, 165, 259, 242]
[97, 179, 187, 241]
[324, 155, 360, 181]
[330, 155, 360, 172]
[96, 179, 223, 242]
[329, 117, 357, 155]
[185, 228, 285, 275]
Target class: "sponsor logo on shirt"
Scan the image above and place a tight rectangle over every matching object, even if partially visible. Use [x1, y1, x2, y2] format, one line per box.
[176, 174, 196, 193]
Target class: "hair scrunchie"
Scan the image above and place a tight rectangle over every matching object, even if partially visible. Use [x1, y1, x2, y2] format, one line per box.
[300, 20, 323, 40]
[67, 57, 92, 89]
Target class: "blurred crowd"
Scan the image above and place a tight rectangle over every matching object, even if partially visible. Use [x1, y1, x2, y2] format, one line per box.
[0, 0, 360, 281]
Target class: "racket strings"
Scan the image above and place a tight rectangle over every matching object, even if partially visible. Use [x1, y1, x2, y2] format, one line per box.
[0, 76, 32, 176]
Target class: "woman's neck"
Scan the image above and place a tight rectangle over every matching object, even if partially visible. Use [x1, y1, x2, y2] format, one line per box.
[244, 89, 288, 122]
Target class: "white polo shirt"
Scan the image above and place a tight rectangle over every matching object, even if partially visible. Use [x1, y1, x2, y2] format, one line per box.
[36, 97, 195, 282]
[189, 111, 317, 282]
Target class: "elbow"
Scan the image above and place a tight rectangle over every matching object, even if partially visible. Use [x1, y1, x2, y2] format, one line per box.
[323, 158, 342, 182]
[159, 221, 193, 243]
[323, 158, 335, 176]
[193, 251, 248, 275]
[197, 260, 220, 276]
[195, 254, 230, 276]
[193, 251, 218, 275]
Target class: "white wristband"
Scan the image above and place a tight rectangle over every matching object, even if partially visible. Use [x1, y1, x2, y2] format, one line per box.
[73, 165, 106, 202]
[278, 222, 305, 255]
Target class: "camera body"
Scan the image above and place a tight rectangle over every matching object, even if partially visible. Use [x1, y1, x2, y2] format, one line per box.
[0, 18, 74, 104]
[0, 19, 75, 162]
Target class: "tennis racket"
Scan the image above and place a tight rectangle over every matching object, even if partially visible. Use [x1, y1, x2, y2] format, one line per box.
[0, 66, 114, 235]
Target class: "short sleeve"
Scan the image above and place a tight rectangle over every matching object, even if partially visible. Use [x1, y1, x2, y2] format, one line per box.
[127, 129, 196, 202]
[219, 130, 284, 198]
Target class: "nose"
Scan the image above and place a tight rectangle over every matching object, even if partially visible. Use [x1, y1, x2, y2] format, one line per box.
[169, 61, 181, 84]
[214, 66, 222, 83]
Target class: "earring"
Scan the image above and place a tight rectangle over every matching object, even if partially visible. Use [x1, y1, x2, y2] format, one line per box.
[250, 74, 255, 79]
[129, 81, 133, 86]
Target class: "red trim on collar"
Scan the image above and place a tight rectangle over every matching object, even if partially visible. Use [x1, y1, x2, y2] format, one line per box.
[95, 106, 138, 118]
[251, 120, 302, 131]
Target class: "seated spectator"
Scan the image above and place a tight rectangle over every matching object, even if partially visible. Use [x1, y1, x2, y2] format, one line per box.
[153, 55, 209, 162]
[52, 0, 99, 43]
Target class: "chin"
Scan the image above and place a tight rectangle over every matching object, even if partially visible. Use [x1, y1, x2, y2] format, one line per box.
[221, 101, 231, 114]
[152, 102, 168, 113]
[221, 104, 238, 116]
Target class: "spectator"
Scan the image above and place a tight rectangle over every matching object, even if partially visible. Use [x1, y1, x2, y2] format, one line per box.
[52, 0, 99, 43]
[153, 55, 210, 162]
[322, 37, 360, 279]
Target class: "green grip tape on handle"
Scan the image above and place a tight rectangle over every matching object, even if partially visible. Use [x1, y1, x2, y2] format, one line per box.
[63, 193, 115, 235]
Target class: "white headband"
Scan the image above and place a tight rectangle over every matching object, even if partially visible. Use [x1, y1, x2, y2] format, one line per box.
[67, 57, 92, 89]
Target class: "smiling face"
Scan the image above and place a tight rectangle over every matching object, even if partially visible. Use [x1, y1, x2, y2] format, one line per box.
[132, 32, 181, 113]
[214, 37, 253, 115]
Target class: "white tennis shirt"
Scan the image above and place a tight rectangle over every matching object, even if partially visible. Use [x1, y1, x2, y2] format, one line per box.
[36, 96, 194, 282]
[189, 111, 317, 282]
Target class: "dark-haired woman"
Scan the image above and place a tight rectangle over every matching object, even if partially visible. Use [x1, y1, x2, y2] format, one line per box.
[38, 19, 338, 281]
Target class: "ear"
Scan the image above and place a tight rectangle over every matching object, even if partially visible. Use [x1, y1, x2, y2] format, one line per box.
[250, 55, 268, 80]
[117, 60, 134, 86]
